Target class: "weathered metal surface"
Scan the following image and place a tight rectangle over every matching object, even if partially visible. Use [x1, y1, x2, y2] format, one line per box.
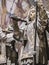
[0, 43, 6, 64]
[43, 0, 49, 12]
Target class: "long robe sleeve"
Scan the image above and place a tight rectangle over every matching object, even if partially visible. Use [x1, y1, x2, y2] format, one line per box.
[37, 3, 48, 39]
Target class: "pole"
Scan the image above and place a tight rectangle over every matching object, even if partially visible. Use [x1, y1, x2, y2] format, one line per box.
[34, 0, 38, 65]
[1, 0, 7, 29]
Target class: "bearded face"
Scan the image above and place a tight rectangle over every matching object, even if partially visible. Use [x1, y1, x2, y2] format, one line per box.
[29, 7, 36, 21]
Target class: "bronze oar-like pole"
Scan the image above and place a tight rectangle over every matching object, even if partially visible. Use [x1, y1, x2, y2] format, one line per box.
[34, 0, 38, 65]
